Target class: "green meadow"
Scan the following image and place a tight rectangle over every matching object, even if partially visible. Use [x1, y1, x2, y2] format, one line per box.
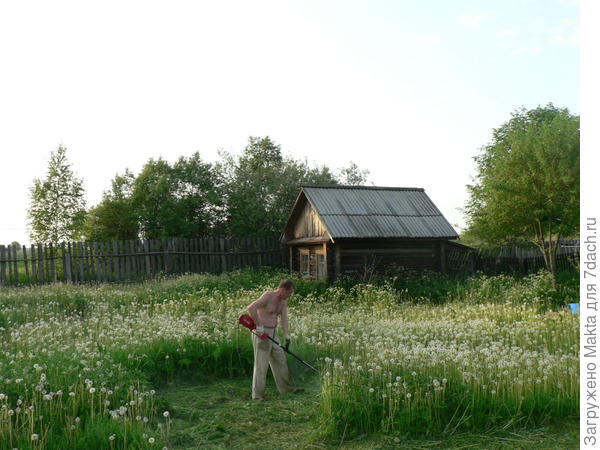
[0, 268, 579, 449]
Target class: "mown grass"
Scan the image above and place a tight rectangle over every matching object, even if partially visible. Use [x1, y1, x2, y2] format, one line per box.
[156, 376, 578, 449]
[0, 267, 579, 448]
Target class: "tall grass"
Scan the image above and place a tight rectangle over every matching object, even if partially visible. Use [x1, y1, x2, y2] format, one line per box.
[0, 267, 578, 446]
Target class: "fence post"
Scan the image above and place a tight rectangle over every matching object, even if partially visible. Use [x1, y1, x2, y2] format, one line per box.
[65, 243, 72, 284]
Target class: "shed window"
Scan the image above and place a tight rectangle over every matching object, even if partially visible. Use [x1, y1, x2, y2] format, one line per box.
[300, 250, 310, 277]
[299, 247, 327, 280]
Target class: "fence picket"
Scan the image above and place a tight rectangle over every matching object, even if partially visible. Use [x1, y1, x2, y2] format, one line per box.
[0, 246, 6, 286]
[4, 236, 571, 287]
[31, 245, 37, 282]
[23, 245, 30, 279]
[38, 244, 45, 283]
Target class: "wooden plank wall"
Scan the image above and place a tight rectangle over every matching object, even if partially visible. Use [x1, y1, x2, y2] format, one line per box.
[339, 240, 440, 275]
[289, 239, 581, 281]
[0, 236, 285, 286]
[293, 201, 327, 239]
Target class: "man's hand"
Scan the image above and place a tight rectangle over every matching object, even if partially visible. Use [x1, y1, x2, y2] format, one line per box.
[284, 334, 291, 350]
[255, 325, 267, 340]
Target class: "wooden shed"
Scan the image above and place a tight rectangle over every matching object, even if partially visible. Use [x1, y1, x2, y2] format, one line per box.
[281, 185, 461, 282]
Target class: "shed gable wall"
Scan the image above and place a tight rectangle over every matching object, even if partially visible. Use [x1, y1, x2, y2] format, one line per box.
[293, 201, 328, 239]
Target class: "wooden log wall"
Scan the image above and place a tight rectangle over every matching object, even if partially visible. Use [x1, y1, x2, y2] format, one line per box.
[0, 236, 285, 286]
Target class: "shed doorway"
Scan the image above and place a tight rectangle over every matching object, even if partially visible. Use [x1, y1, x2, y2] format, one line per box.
[299, 247, 327, 280]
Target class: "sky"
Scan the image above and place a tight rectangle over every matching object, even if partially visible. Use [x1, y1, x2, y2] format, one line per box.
[0, 0, 583, 246]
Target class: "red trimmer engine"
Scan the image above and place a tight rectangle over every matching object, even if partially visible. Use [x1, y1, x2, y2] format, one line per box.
[238, 314, 267, 340]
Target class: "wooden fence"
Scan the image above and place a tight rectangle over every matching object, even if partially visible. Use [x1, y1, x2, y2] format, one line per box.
[0, 236, 285, 286]
[446, 239, 580, 275]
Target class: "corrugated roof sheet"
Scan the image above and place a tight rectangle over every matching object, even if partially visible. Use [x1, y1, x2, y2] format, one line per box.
[301, 185, 458, 239]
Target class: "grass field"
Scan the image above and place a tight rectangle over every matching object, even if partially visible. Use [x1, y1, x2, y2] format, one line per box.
[0, 268, 579, 448]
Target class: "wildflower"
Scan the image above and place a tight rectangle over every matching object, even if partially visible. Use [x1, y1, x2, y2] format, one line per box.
[109, 434, 116, 441]
[89, 387, 96, 394]
[406, 393, 412, 399]
[31, 434, 39, 441]
[369, 388, 375, 393]
[149, 437, 155, 444]
[163, 411, 170, 418]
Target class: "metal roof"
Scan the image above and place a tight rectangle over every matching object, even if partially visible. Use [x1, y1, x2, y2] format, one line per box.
[299, 185, 459, 239]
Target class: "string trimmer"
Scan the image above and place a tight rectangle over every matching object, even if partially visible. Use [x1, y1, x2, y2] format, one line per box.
[238, 314, 318, 372]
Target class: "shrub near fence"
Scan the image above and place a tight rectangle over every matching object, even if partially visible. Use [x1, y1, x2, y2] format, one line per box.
[0, 236, 285, 286]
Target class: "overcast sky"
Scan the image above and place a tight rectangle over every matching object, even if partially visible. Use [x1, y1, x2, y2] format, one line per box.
[0, 0, 583, 246]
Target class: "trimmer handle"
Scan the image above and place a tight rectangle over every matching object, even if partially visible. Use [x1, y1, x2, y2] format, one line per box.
[238, 314, 268, 340]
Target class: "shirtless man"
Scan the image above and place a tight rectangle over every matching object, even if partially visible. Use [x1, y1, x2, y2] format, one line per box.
[247, 279, 302, 401]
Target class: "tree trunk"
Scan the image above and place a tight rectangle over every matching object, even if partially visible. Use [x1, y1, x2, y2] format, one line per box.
[532, 222, 559, 289]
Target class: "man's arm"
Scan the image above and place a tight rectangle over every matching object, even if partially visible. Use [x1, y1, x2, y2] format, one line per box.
[247, 292, 269, 328]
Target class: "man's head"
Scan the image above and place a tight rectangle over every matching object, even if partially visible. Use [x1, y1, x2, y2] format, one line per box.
[276, 279, 295, 299]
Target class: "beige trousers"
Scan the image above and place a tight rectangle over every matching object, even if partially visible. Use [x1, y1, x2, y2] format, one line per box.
[252, 326, 294, 400]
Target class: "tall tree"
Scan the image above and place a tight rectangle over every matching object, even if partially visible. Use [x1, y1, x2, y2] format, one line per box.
[338, 161, 370, 185]
[27, 145, 87, 243]
[218, 136, 339, 237]
[131, 153, 220, 239]
[464, 104, 579, 285]
[82, 169, 139, 241]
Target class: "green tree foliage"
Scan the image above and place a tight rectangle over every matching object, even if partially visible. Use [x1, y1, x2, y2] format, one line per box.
[81, 137, 368, 241]
[338, 161, 370, 185]
[27, 146, 87, 243]
[218, 136, 338, 237]
[131, 152, 221, 239]
[464, 104, 579, 285]
[82, 169, 139, 241]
